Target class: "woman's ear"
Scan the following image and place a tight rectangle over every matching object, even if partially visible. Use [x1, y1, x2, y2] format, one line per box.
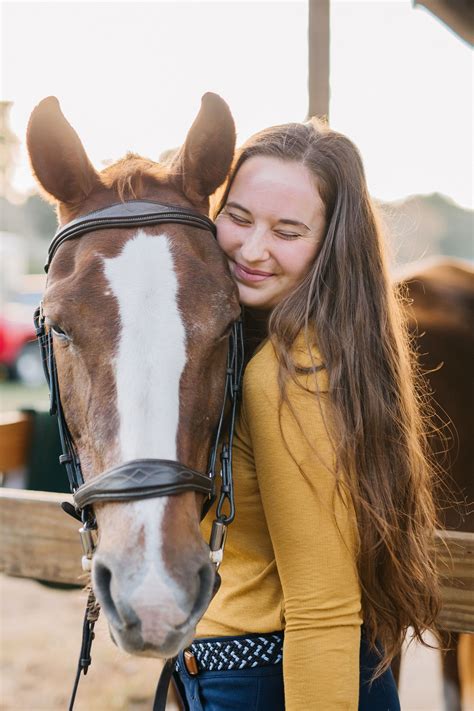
[27, 96, 101, 205]
[170, 93, 235, 205]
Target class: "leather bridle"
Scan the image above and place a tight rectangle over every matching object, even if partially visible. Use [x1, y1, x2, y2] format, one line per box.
[34, 199, 244, 711]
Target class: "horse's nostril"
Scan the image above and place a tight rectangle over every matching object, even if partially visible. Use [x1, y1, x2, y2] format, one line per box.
[93, 559, 126, 630]
[175, 561, 214, 632]
[197, 562, 215, 608]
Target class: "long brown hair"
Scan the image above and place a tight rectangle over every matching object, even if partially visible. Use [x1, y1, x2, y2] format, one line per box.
[214, 119, 441, 674]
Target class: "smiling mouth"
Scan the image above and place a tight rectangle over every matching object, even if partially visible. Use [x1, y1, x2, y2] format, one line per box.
[233, 262, 274, 283]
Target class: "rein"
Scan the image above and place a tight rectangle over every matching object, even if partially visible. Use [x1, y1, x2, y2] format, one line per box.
[34, 200, 244, 711]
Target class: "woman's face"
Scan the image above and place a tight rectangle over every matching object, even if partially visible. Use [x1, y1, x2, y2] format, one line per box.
[216, 156, 326, 310]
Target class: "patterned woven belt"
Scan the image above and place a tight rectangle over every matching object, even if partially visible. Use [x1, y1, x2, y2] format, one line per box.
[176, 631, 284, 675]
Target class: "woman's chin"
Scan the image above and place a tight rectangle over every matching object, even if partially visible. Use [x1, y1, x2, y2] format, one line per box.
[237, 287, 274, 311]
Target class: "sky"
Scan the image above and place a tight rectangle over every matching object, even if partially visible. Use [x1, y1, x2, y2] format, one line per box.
[1, 0, 472, 208]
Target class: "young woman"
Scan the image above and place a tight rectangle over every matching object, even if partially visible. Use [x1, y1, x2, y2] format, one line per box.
[172, 119, 440, 710]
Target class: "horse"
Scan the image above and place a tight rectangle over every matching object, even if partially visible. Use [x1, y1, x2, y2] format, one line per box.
[394, 257, 474, 711]
[26, 93, 240, 679]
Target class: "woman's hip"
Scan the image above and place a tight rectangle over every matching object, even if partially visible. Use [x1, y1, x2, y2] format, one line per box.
[172, 626, 401, 710]
[172, 631, 284, 711]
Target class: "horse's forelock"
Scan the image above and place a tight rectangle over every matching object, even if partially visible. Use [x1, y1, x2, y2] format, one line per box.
[100, 153, 168, 202]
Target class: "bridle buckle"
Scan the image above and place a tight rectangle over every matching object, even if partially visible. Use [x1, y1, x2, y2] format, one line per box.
[209, 520, 227, 569]
[79, 524, 97, 572]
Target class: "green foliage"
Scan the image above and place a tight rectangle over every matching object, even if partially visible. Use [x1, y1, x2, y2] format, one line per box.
[0, 193, 56, 242]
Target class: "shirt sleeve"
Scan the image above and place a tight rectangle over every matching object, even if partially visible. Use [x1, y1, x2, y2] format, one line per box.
[243, 350, 362, 711]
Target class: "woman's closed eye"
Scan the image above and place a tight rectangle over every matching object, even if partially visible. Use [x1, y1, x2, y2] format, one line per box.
[227, 211, 251, 225]
[224, 206, 305, 240]
[274, 230, 302, 241]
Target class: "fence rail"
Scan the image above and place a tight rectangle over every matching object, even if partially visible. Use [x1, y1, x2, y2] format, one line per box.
[0, 489, 83, 585]
[0, 487, 473, 633]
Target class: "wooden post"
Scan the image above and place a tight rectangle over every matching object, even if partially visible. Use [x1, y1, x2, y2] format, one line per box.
[0, 411, 32, 472]
[0, 489, 84, 586]
[307, 0, 330, 120]
[459, 634, 474, 708]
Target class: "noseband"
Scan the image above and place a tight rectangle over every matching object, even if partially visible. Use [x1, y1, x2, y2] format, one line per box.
[34, 199, 244, 711]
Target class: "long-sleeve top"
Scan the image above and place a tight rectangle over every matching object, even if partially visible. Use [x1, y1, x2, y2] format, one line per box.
[196, 337, 362, 710]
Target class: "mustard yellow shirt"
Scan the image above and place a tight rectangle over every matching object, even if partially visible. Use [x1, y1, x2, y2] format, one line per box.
[197, 338, 362, 710]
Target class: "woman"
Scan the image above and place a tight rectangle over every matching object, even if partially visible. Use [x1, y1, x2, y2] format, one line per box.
[173, 119, 440, 710]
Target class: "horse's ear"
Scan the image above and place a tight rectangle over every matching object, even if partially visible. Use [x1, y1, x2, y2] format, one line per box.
[170, 93, 235, 205]
[27, 96, 101, 205]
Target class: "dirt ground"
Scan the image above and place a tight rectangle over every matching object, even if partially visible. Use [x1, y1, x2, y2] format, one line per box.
[0, 575, 179, 711]
[2, 574, 472, 711]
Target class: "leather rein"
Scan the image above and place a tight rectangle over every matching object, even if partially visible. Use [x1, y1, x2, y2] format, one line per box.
[34, 199, 244, 711]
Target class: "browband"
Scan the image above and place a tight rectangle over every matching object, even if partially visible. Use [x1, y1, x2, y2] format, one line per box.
[46, 199, 217, 272]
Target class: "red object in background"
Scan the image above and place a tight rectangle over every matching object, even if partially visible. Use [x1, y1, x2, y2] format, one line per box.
[0, 307, 36, 366]
[0, 276, 46, 385]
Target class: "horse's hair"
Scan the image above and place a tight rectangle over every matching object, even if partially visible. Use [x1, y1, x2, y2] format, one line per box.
[101, 153, 167, 202]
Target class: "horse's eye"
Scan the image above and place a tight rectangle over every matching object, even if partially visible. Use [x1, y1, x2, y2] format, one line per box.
[51, 324, 71, 341]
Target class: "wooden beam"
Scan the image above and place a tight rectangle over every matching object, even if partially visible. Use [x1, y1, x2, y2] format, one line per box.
[414, 0, 474, 46]
[1, 490, 473, 633]
[0, 411, 32, 472]
[0, 489, 84, 586]
[434, 529, 474, 632]
[307, 0, 330, 120]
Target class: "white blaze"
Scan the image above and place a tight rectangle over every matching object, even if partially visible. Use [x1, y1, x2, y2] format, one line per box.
[103, 230, 186, 462]
[97, 231, 191, 640]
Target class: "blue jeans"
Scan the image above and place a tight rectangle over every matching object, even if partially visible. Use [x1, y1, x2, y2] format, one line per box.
[173, 627, 400, 710]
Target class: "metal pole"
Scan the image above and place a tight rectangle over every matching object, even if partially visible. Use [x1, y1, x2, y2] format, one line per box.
[307, 0, 330, 120]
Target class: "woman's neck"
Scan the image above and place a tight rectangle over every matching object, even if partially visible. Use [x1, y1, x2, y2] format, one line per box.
[242, 307, 270, 366]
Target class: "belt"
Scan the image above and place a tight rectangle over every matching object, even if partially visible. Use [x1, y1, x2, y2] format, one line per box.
[176, 631, 284, 675]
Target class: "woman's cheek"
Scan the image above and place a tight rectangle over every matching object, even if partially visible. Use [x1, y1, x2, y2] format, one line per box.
[216, 220, 237, 258]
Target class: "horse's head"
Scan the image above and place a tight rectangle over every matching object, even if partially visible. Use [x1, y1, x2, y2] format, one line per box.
[27, 95, 239, 656]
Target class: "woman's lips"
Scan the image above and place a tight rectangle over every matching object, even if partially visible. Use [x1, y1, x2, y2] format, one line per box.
[233, 262, 274, 283]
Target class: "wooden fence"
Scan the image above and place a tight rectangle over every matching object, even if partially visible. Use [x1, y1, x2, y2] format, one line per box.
[0, 487, 472, 628]
[1, 409, 473, 705]
[1, 409, 473, 629]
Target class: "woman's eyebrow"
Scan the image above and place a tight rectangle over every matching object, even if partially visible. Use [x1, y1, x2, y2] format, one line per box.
[226, 201, 310, 230]
[226, 201, 251, 215]
[278, 218, 310, 230]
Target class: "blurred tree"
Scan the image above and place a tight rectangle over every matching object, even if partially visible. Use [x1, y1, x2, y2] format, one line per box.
[0, 101, 56, 271]
[0, 101, 20, 203]
[379, 193, 473, 267]
[0, 195, 56, 242]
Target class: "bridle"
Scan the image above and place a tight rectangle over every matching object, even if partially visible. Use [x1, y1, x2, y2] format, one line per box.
[34, 199, 244, 711]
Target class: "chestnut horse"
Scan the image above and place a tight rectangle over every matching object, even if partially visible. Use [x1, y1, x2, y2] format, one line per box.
[26, 94, 239, 660]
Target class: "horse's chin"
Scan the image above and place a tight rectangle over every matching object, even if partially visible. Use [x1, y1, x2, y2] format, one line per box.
[109, 622, 196, 658]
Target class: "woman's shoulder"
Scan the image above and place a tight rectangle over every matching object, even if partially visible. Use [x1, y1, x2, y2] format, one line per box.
[244, 333, 329, 397]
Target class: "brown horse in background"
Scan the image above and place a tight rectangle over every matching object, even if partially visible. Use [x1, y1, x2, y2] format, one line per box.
[395, 257, 474, 711]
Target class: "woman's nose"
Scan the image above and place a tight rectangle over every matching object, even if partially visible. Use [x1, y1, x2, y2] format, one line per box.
[240, 227, 270, 263]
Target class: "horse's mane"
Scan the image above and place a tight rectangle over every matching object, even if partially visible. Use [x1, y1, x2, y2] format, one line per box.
[101, 153, 168, 202]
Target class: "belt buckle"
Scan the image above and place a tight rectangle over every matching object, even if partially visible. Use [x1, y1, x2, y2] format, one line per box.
[184, 648, 199, 676]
